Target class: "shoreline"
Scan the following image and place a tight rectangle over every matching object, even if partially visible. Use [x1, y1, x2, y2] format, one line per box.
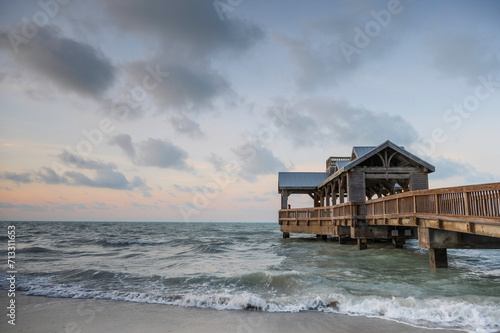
[1, 293, 464, 333]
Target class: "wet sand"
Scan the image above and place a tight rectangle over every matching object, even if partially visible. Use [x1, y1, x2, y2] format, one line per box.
[0, 294, 463, 333]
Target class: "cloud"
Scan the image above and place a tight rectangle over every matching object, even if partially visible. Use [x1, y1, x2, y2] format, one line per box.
[92, 202, 111, 210]
[136, 138, 189, 169]
[124, 59, 231, 112]
[429, 34, 500, 85]
[232, 142, 287, 182]
[1, 171, 32, 184]
[173, 184, 194, 193]
[1, 152, 151, 196]
[266, 97, 418, 147]
[131, 202, 159, 210]
[1, 0, 263, 119]
[62, 169, 152, 197]
[0, 25, 115, 97]
[104, 0, 263, 56]
[109, 134, 136, 160]
[172, 184, 222, 195]
[109, 0, 263, 113]
[429, 156, 496, 184]
[110, 134, 189, 170]
[277, 2, 407, 91]
[50, 203, 87, 212]
[130, 176, 152, 197]
[169, 114, 205, 138]
[52, 152, 151, 194]
[37, 167, 68, 184]
[65, 169, 130, 190]
[206, 153, 228, 173]
[58, 150, 118, 170]
[0, 202, 47, 212]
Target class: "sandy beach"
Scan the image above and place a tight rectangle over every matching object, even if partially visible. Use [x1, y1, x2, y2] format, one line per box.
[0, 293, 463, 333]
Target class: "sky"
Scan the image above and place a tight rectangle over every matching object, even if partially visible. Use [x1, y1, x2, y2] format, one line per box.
[0, 0, 499, 222]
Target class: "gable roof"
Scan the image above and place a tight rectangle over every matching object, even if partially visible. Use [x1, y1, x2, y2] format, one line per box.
[278, 172, 329, 192]
[352, 146, 376, 160]
[319, 140, 435, 187]
[337, 160, 350, 169]
[350, 140, 434, 172]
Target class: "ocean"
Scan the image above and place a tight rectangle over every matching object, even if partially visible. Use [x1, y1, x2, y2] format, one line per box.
[1, 221, 499, 332]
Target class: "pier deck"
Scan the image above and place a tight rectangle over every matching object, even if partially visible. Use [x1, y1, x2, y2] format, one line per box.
[279, 183, 500, 267]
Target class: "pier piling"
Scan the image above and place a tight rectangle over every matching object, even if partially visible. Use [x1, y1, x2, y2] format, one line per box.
[429, 248, 448, 268]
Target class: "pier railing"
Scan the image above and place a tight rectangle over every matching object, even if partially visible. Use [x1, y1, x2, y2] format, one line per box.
[364, 183, 500, 219]
[279, 183, 500, 237]
[279, 201, 363, 222]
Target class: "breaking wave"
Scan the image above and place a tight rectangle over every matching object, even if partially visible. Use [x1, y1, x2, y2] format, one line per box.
[7, 273, 499, 333]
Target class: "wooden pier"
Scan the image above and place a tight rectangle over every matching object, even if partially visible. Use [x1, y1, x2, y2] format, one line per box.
[278, 141, 500, 268]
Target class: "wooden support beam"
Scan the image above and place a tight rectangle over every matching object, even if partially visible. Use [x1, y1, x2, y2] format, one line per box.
[357, 239, 368, 250]
[392, 239, 404, 248]
[283, 232, 290, 239]
[339, 235, 347, 245]
[281, 190, 289, 209]
[339, 178, 345, 204]
[429, 248, 448, 268]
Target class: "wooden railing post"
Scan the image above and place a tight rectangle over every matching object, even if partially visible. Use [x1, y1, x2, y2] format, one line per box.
[463, 192, 470, 216]
[435, 194, 439, 214]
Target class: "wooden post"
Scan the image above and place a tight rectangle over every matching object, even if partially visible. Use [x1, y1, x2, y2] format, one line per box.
[339, 235, 347, 245]
[332, 185, 337, 206]
[357, 238, 368, 250]
[463, 192, 470, 216]
[313, 192, 320, 208]
[330, 183, 334, 206]
[281, 190, 289, 210]
[435, 193, 439, 214]
[429, 248, 448, 268]
[283, 232, 290, 239]
[392, 239, 404, 248]
[339, 178, 345, 204]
